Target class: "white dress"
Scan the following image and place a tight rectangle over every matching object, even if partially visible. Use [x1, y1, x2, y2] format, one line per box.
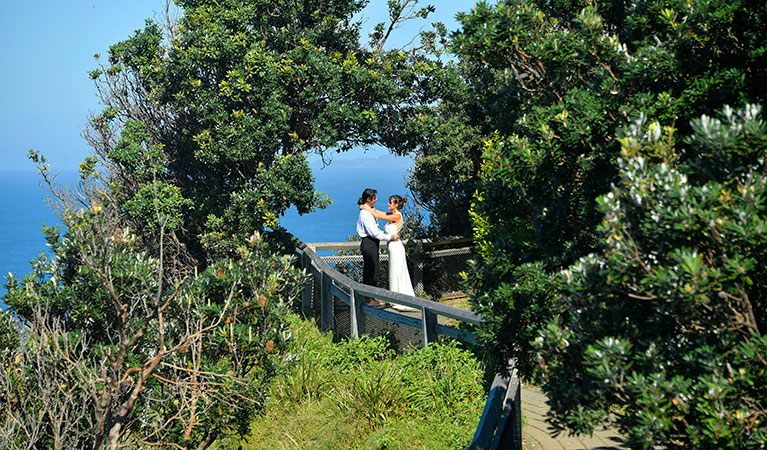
[385, 222, 416, 301]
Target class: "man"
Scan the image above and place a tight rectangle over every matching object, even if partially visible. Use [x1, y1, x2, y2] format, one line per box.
[356, 188, 397, 307]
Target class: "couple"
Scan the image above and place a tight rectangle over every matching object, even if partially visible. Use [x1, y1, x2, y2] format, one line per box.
[356, 188, 417, 312]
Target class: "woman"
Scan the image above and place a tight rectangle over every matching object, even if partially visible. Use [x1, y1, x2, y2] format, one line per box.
[360, 195, 417, 312]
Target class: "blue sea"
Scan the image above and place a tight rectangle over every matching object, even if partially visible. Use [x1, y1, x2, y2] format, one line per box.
[0, 154, 413, 301]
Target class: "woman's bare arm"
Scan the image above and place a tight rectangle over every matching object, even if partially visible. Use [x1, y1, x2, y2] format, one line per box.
[360, 204, 400, 222]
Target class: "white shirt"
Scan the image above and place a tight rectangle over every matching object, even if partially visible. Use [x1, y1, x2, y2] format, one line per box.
[357, 209, 392, 241]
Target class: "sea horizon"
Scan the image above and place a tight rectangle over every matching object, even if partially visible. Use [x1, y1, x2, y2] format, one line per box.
[0, 158, 413, 302]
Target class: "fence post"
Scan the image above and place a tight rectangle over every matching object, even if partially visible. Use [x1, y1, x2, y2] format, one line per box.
[301, 251, 313, 316]
[320, 271, 333, 332]
[421, 308, 437, 347]
[509, 375, 523, 450]
[412, 240, 424, 296]
[349, 288, 365, 338]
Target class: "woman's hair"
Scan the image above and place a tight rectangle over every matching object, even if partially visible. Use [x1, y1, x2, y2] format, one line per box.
[358, 188, 377, 205]
[389, 195, 407, 210]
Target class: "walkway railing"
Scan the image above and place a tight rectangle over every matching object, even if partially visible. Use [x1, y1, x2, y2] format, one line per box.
[291, 235, 522, 450]
[294, 237, 482, 346]
[306, 238, 474, 298]
[469, 365, 523, 450]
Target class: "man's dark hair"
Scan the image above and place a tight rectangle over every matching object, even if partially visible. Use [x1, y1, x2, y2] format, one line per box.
[358, 188, 377, 205]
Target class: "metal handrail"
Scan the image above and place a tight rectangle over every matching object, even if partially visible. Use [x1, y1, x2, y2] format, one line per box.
[306, 236, 474, 252]
[294, 236, 482, 347]
[299, 240, 481, 318]
[306, 237, 473, 298]
[291, 235, 521, 450]
[469, 363, 522, 450]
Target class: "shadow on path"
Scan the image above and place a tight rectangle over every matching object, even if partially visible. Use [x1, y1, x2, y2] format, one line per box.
[521, 385, 628, 450]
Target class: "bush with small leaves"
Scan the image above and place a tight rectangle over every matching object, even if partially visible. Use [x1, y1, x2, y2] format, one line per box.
[1, 186, 306, 449]
[456, 0, 767, 383]
[537, 105, 767, 449]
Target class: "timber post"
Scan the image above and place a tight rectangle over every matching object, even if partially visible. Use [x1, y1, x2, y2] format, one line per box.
[349, 288, 365, 338]
[301, 251, 313, 316]
[421, 308, 438, 346]
[320, 270, 333, 332]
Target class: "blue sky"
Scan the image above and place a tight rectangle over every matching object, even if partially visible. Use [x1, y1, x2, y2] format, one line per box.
[0, 0, 478, 173]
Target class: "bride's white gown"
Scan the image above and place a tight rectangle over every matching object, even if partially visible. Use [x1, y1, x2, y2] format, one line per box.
[385, 223, 416, 300]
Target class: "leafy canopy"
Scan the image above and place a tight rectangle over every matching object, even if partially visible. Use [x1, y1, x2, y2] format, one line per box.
[88, 0, 438, 262]
[1, 1, 446, 448]
[538, 105, 767, 448]
[457, 0, 767, 379]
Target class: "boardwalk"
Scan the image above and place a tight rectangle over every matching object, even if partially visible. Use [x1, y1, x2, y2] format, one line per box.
[521, 385, 628, 450]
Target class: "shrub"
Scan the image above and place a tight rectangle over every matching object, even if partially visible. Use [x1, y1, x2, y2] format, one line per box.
[250, 316, 486, 449]
[458, 0, 767, 382]
[1, 182, 306, 449]
[537, 105, 767, 448]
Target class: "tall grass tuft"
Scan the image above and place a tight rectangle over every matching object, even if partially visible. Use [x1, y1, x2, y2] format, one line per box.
[236, 313, 487, 449]
[333, 360, 404, 427]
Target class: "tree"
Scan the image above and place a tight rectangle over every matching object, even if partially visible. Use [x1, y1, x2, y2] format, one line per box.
[86, 0, 439, 263]
[1, 159, 305, 449]
[3, 2, 448, 447]
[457, 0, 767, 378]
[402, 62, 486, 238]
[538, 105, 767, 448]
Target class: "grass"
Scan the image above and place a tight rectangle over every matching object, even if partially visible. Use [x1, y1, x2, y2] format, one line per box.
[437, 292, 474, 329]
[229, 313, 488, 449]
[438, 292, 472, 310]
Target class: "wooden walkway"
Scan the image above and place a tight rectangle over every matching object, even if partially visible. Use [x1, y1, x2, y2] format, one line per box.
[521, 385, 628, 450]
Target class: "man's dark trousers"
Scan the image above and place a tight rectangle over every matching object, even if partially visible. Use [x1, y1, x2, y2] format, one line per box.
[360, 236, 380, 286]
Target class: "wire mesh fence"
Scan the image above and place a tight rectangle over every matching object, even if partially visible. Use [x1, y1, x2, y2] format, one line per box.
[317, 238, 475, 299]
[301, 238, 476, 350]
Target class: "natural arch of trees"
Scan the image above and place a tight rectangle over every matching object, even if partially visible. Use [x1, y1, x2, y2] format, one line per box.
[2, 0, 766, 448]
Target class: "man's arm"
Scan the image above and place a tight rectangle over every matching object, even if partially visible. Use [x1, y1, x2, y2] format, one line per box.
[360, 210, 395, 241]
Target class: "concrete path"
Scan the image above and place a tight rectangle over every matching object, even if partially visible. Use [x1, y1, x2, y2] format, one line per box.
[521, 384, 628, 450]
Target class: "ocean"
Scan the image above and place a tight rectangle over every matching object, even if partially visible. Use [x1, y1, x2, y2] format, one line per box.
[0, 155, 413, 300]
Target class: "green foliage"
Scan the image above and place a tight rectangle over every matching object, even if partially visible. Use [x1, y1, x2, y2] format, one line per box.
[123, 180, 193, 231]
[466, 260, 562, 377]
[242, 316, 487, 449]
[1, 186, 307, 448]
[199, 153, 329, 258]
[443, 1, 767, 443]
[404, 68, 485, 237]
[537, 105, 767, 448]
[108, 120, 165, 182]
[335, 360, 403, 427]
[89, 0, 430, 262]
[0, 310, 16, 354]
[460, 0, 767, 381]
[6, 3, 461, 445]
